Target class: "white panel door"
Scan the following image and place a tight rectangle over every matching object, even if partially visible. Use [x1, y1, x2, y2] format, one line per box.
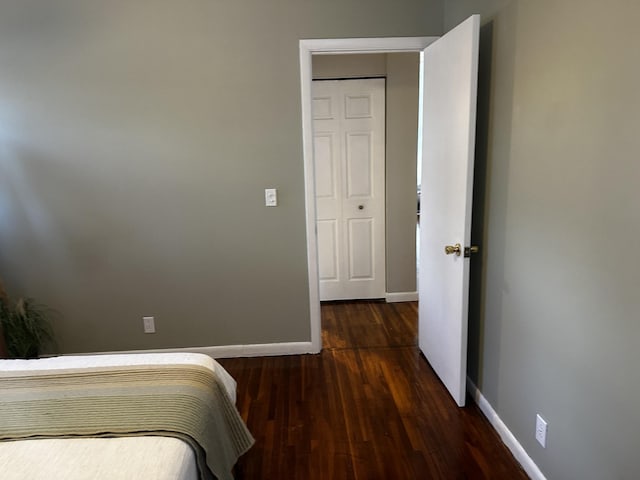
[419, 15, 480, 407]
[313, 79, 386, 301]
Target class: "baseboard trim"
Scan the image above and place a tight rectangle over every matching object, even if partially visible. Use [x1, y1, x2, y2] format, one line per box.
[467, 377, 547, 480]
[385, 291, 418, 302]
[77, 342, 315, 359]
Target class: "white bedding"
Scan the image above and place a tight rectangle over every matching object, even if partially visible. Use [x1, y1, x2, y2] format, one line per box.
[0, 353, 240, 480]
[0, 436, 199, 480]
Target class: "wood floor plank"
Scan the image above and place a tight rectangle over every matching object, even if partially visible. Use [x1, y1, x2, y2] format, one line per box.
[220, 301, 528, 479]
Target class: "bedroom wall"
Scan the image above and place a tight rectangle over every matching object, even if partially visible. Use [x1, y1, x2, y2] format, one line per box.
[312, 53, 420, 296]
[445, 1, 640, 478]
[0, 0, 442, 353]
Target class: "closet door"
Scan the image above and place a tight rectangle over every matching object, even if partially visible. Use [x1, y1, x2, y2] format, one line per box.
[313, 78, 386, 301]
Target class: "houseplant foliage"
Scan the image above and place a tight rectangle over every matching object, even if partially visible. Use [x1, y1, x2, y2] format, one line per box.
[0, 279, 55, 359]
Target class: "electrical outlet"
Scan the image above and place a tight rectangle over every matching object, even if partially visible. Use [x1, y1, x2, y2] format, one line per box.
[535, 414, 548, 448]
[143, 316, 156, 334]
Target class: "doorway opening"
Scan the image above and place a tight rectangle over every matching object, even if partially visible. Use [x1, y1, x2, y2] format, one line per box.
[300, 37, 438, 353]
[311, 55, 421, 349]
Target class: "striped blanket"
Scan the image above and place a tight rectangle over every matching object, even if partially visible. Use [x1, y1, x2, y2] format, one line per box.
[0, 363, 254, 480]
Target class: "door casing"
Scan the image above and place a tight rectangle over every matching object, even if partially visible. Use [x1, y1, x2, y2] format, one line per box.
[299, 37, 438, 353]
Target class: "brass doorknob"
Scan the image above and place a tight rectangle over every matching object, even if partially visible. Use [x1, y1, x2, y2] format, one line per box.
[444, 243, 461, 256]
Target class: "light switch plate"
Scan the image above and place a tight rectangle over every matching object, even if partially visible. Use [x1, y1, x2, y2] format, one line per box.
[143, 316, 156, 334]
[265, 188, 278, 207]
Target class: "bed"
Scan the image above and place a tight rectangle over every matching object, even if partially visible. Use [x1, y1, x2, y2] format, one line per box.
[0, 353, 254, 480]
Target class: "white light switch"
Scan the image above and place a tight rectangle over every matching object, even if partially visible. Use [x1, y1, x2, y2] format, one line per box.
[143, 316, 155, 334]
[265, 188, 278, 207]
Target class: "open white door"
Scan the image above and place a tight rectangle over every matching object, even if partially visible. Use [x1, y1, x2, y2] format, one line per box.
[418, 15, 480, 407]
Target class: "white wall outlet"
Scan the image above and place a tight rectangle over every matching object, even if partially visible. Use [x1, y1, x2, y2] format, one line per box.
[143, 316, 156, 334]
[535, 414, 548, 448]
[265, 188, 278, 207]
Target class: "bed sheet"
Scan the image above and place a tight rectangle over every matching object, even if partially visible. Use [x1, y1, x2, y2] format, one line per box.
[0, 436, 199, 480]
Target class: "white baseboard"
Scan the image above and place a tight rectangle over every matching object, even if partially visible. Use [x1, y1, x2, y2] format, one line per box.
[467, 377, 547, 480]
[385, 291, 418, 302]
[78, 342, 315, 359]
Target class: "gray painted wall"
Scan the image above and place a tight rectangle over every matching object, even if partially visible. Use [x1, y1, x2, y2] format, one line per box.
[385, 53, 420, 294]
[312, 53, 420, 295]
[0, 0, 442, 353]
[312, 54, 387, 79]
[446, 1, 640, 478]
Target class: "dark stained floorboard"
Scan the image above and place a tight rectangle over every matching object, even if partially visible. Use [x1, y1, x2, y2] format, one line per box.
[219, 301, 528, 479]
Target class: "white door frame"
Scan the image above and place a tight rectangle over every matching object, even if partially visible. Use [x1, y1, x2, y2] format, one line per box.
[299, 37, 438, 353]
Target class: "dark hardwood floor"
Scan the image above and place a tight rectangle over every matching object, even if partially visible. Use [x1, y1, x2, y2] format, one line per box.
[219, 301, 528, 479]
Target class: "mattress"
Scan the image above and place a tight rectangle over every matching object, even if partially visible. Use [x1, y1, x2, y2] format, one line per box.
[0, 353, 242, 480]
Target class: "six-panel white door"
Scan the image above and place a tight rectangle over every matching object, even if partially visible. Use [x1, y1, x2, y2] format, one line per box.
[312, 79, 386, 301]
[419, 15, 480, 407]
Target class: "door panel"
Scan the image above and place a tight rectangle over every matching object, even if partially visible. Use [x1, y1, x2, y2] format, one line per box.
[345, 94, 373, 118]
[313, 78, 385, 301]
[348, 218, 374, 279]
[312, 95, 334, 119]
[313, 134, 337, 199]
[317, 220, 339, 281]
[418, 15, 480, 407]
[346, 133, 373, 197]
